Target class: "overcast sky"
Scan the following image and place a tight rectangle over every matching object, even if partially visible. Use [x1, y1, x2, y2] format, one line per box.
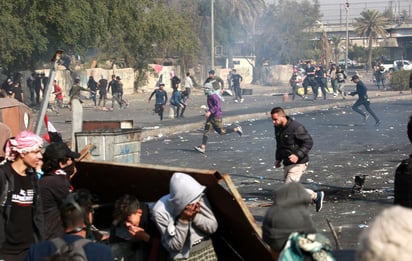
[266, 0, 412, 24]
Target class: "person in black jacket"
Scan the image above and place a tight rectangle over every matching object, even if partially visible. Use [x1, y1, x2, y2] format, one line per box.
[349, 75, 380, 126]
[394, 115, 412, 207]
[0, 131, 44, 261]
[39, 142, 81, 240]
[270, 107, 324, 212]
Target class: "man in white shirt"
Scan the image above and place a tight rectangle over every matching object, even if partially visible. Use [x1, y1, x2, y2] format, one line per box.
[184, 72, 193, 98]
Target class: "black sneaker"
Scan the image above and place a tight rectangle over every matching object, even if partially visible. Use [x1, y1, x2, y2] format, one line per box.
[315, 191, 324, 212]
[375, 121, 381, 127]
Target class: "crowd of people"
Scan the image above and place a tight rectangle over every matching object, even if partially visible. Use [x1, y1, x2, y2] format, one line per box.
[1, 114, 410, 260]
[0, 131, 221, 260]
[148, 68, 245, 121]
[0, 68, 248, 123]
[289, 60, 382, 126]
[288, 59, 397, 102]
[0, 73, 129, 113]
[289, 61, 349, 101]
[0, 73, 48, 106]
[1, 66, 410, 260]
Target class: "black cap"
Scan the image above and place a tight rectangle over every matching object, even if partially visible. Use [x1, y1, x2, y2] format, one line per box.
[208, 70, 215, 75]
[351, 75, 360, 81]
[43, 142, 80, 161]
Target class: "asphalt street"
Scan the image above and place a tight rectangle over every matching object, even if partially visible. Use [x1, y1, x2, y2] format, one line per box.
[43, 78, 412, 250]
[139, 99, 412, 250]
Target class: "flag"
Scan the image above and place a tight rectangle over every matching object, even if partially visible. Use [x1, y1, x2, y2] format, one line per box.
[43, 114, 63, 143]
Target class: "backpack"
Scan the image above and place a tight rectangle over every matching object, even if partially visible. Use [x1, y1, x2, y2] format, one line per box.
[50, 237, 91, 261]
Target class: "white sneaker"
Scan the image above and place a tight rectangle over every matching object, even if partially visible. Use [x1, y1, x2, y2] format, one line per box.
[236, 126, 243, 136]
[234, 100, 238, 103]
[240, 98, 244, 103]
[194, 146, 205, 154]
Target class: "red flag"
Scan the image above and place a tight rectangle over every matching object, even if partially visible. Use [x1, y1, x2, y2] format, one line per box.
[43, 114, 63, 143]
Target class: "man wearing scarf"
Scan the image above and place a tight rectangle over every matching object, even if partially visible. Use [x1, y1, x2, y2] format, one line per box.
[38, 142, 80, 240]
[0, 131, 44, 261]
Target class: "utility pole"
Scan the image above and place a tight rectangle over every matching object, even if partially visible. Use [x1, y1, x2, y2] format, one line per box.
[345, 2, 349, 70]
[34, 50, 63, 135]
[211, 0, 215, 70]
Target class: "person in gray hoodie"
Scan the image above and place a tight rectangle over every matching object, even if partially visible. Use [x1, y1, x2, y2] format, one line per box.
[151, 172, 218, 260]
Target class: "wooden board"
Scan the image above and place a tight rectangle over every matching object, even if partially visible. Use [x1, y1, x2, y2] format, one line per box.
[72, 160, 272, 261]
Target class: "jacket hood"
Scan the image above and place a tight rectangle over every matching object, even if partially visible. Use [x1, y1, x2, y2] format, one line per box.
[273, 181, 312, 207]
[168, 172, 206, 217]
[262, 182, 316, 251]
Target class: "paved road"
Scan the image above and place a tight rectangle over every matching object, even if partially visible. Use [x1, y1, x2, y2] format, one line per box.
[42, 80, 412, 250]
[139, 99, 412, 250]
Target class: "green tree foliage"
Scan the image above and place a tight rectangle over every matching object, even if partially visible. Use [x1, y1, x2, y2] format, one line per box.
[42, 0, 108, 53]
[354, 10, 388, 68]
[390, 70, 411, 91]
[0, 0, 200, 77]
[0, 0, 47, 73]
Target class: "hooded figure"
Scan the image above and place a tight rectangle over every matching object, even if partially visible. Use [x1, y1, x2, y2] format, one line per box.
[262, 182, 317, 253]
[151, 172, 218, 260]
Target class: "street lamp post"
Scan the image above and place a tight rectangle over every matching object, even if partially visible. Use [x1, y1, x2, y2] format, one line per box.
[211, 0, 214, 70]
[345, 2, 349, 69]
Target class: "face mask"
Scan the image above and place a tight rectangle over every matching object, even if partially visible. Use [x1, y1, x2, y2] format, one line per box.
[62, 162, 76, 177]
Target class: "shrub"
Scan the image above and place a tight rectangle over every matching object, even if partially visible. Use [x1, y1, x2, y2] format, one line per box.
[390, 70, 411, 91]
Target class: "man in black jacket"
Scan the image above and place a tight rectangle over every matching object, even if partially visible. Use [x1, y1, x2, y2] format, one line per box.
[271, 107, 324, 212]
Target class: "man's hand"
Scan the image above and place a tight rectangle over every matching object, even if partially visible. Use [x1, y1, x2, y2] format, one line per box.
[127, 225, 150, 242]
[204, 111, 211, 118]
[288, 154, 299, 164]
[179, 202, 201, 222]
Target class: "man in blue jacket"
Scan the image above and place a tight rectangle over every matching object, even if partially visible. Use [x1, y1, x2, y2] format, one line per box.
[349, 75, 380, 126]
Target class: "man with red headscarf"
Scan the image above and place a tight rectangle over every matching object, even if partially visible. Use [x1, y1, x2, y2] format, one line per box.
[0, 131, 44, 261]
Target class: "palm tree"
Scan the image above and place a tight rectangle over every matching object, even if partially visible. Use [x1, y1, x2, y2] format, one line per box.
[330, 35, 344, 64]
[217, 0, 266, 68]
[354, 10, 388, 68]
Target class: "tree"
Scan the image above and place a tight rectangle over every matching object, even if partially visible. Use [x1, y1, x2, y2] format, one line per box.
[0, 0, 108, 73]
[252, 0, 320, 84]
[354, 9, 388, 68]
[256, 0, 321, 65]
[102, 0, 200, 89]
[0, 0, 47, 73]
[216, 0, 265, 67]
[198, 0, 265, 69]
[330, 35, 344, 64]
